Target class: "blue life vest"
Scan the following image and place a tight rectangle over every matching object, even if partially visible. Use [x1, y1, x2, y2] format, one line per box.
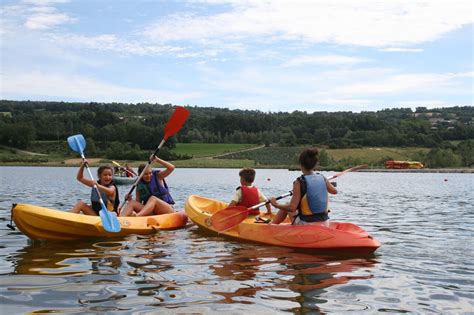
[137, 170, 175, 205]
[297, 173, 329, 222]
[90, 181, 119, 213]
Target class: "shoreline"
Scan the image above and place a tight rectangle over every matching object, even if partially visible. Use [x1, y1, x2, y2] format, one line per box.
[0, 163, 472, 173]
[358, 168, 474, 173]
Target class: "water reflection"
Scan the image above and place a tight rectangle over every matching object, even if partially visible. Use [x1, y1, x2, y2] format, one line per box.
[208, 245, 377, 312]
[1, 167, 472, 313]
[12, 241, 128, 277]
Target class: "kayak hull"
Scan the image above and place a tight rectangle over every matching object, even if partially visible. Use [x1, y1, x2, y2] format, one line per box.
[185, 195, 380, 253]
[112, 176, 136, 185]
[12, 203, 188, 241]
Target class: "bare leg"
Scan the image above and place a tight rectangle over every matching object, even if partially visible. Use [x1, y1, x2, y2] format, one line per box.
[136, 196, 173, 216]
[271, 209, 288, 224]
[71, 201, 98, 216]
[120, 200, 143, 216]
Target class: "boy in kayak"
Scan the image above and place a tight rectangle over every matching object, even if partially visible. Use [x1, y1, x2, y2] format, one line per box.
[120, 155, 175, 216]
[229, 168, 272, 219]
[270, 148, 337, 225]
[71, 160, 119, 215]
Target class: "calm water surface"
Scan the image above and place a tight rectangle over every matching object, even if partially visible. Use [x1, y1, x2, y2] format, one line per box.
[0, 167, 473, 314]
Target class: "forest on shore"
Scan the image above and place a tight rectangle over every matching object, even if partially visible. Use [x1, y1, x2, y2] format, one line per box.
[0, 100, 473, 168]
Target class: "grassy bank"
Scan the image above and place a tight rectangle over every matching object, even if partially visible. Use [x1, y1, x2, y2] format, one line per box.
[0, 142, 437, 169]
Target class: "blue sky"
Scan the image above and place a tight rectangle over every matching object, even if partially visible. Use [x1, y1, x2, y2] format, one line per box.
[1, 0, 473, 112]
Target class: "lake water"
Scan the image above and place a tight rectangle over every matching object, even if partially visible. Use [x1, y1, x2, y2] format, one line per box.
[0, 166, 473, 314]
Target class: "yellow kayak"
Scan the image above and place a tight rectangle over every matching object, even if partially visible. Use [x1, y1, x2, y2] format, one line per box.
[12, 203, 188, 241]
[185, 195, 380, 253]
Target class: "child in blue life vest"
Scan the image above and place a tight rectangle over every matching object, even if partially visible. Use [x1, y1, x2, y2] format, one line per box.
[120, 155, 175, 216]
[270, 148, 337, 225]
[71, 160, 119, 215]
[229, 168, 272, 218]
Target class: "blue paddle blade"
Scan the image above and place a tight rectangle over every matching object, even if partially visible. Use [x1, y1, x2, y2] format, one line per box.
[99, 207, 121, 233]
[67, 134, 86, 154]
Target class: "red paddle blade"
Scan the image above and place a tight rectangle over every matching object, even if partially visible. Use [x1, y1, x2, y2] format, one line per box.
[210, 206, 250, 232]
[164, 106, 190, 140]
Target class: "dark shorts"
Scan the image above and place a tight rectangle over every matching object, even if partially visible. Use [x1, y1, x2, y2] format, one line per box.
[299, 212, 329, 222]
[91, 202, 102, 214]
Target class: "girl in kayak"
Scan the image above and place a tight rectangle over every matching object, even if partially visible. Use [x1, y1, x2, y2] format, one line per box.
[270, 148, 337, 224]
[120, 155, 175, 216]
[229, 168, 272, 218]
[71, 160, 119, 215]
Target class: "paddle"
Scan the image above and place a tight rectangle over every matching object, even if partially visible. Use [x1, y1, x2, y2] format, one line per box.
[211, 192, 292, 232]
[211, 164, 368, 232]
[67, 134, 121, 233]
[119, 106, 190, 210]
[326, 164, 367, 181]
[112, 161, 136, 177]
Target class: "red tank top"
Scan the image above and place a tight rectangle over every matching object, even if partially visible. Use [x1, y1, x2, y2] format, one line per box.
[237, 186, 260, 215]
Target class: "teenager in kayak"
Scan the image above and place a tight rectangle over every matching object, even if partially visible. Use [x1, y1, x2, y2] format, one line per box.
[120, 155, 175, 216]
[270, 148, 337, 225]
[229, 168, 272, 219]
[71, 160, 119, 215]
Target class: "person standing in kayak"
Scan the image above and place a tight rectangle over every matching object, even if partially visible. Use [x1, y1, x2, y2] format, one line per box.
[120, 155, 175, 216]
[270, 148, 337, 224]
[229, 168, 272, 218]
[71, 161, 119, 215]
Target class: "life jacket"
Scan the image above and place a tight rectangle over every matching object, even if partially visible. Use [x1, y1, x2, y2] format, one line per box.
[90, 181, 119, 213]
[136, 170, 175, 205]
[297, 173, 329, 222]
[236, 185, 260, 215]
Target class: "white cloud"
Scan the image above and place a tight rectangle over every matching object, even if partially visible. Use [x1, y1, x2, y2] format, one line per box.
[0, 71, 202, 103]
[397, 100, 447, 107]
[144, 0, 474, 47]
[47, 34, 186, 56]
[338, 72, 474, 96]
[283, 55, 371, 67]
[22, 0, 69, 5]
[191, 62, 473, 110]
[25, 12, 75, 30]
[379, 47, 424, 53]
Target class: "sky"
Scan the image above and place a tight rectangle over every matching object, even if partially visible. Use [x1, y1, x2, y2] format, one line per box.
[0, 0, 473, 112]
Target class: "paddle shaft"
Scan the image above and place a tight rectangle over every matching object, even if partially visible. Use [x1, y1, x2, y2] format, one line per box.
[119, 139, 166, 209]
[326, 164, 367, 181]
[250, 191, 292, 210]
[75, 147, 108, 211]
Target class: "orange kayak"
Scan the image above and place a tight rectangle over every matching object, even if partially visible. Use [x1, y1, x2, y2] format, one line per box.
[185, 195, 380, 253]
[12, 203, 188, 241]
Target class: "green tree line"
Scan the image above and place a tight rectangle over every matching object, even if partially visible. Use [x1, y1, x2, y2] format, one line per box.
[0, 100, 473, 166]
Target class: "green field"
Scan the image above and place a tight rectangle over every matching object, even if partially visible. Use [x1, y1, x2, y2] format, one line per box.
[172, 158, 255, 168]
[327, 147, 429, 164]
[213, 146, 430, 168]
[171, 143, 256, 158]
[0, 143, 434, 169]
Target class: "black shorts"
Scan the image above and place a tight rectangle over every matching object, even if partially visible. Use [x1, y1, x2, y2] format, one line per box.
[299, 212, 329, 222]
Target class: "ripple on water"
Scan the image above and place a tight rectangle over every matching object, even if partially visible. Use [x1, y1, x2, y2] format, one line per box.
[1, 168, 473, 313]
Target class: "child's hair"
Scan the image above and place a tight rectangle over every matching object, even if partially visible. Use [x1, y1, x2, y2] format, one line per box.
[138, 164, 147, 175]
[97, 165, 113, 177]
[298, 148, 319, 170]
[239, 168, 256, 184]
